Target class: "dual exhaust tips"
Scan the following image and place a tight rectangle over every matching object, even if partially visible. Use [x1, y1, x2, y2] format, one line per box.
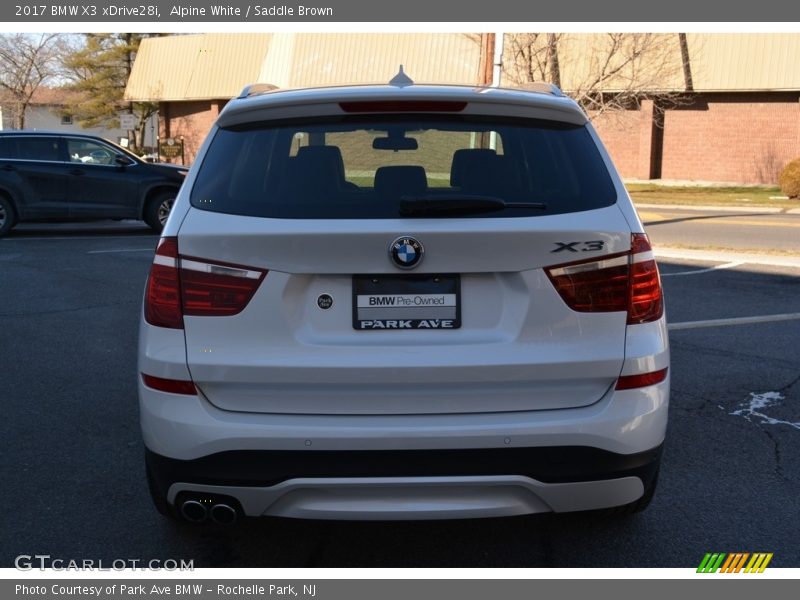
[180, 499, 238, 525]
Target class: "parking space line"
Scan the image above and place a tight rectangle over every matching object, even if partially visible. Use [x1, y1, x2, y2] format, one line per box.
[636, 203, 785, 214]
[654, 248, 800, 269]
[669, 313, 800, 331]
[87, 248, 154, 254]
[661, 261, 744, 277]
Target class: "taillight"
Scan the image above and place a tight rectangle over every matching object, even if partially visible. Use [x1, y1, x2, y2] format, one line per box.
[545, 254, 630, 313]
[545, 233, 663, 324]
[180, 256, 266, 317]
[145, 237, 183, 329]
[339, 101, 467, 112]
[144, 237, 267, 328]
[627, 234, 663, 324]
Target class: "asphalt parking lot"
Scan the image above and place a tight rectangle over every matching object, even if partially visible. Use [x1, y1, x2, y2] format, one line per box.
[1, 222, 798, 568]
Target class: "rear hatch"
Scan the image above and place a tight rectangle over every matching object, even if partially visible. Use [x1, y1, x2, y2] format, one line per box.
[175, 109, 633, 415]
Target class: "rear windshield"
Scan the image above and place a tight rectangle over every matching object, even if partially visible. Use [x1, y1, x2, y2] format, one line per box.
[190, 116, 617, 219]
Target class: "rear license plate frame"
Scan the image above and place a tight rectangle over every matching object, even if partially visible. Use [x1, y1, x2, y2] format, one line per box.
[352, 273, 461, 330]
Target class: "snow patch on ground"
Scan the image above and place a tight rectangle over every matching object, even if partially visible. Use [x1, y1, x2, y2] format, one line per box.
[729, 392, 800, 430]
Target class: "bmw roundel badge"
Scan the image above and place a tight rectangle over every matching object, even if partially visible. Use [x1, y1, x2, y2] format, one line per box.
[389, 236, 424, 269]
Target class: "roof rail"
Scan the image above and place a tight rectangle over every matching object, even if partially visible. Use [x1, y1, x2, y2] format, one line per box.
[238, 83, 279, 99]
[511, 82, 564, 97]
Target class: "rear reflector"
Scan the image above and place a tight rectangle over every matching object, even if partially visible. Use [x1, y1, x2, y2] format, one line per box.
[144, 237, 267, 328]
[339, 101, 467, 113]
[545, 233, 664, 324]
[141, 374, 197, 395]
[615, 368, 669, 390]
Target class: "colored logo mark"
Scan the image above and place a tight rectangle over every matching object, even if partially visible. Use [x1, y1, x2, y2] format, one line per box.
[697, 552, 773, 573]
[389, 236, 424, 269]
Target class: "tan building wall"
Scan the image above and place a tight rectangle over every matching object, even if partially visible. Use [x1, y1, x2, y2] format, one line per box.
[128, 33, 800, 180]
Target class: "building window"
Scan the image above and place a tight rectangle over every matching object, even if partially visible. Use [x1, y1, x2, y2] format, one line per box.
[61, 115, 73, 125]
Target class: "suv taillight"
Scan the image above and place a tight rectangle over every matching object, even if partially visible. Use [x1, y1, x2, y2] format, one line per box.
[144, 237, 267, 329]
[545, 233, 663, 324]
[145, 237, 183, 329]
[627, 233, 664, 324]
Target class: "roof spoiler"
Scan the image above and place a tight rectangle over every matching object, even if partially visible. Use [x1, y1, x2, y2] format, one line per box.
[238, 83, 279, 99]
[510, 82, 564, 97]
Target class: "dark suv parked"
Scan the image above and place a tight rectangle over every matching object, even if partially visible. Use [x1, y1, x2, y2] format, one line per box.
[0, 131, 188, 236]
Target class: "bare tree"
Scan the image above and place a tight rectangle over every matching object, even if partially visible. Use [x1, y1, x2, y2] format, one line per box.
[505, 33, 563, 88]
[504, 33, 691, 117]
[0, 33, 69, 129]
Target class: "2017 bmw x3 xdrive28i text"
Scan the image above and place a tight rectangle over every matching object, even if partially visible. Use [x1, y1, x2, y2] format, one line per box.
[0, 131, 187, 236]
[139, 75, 668, 524]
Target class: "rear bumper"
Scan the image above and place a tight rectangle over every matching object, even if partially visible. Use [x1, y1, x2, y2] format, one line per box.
[140, 376, 669, 459]
[148, 444, 661, 519]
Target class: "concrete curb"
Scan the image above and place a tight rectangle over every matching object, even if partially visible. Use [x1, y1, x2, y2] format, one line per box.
[635, 203, 785, 214]
[624, 178, 777, 188]
[654, 246, 800, 268]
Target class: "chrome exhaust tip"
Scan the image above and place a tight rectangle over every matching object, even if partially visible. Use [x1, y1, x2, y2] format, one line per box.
[210, 503, 238, 525]
[180, 499, 208, 522]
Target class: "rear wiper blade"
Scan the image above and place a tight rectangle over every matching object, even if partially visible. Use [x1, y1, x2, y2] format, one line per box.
[399, 194, 547, 216]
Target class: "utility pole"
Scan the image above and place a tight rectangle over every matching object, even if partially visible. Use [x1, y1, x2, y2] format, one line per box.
[679, 33, 693, 92]
[477, 33, 505, 149]
[547, 33, 561, 88]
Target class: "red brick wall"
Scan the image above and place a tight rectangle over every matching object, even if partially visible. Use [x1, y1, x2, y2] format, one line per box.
[591, 108, 642, 178]
[595, 92, 800, 184]
[160, 99, 228, 165]
[659, 93, 800, 184]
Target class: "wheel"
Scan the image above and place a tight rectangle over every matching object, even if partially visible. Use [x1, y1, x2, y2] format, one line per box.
[144, 192, 176, 232]
[0, 195, 17, 237]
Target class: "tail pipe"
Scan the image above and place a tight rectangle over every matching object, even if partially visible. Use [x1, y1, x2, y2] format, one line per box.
[210, 503, 238, 525]
[179, 500, 208, 523]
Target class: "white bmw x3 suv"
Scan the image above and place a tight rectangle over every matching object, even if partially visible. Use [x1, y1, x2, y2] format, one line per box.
[139, 76, 668, 524]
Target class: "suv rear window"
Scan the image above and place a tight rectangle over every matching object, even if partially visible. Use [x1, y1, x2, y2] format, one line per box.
[0, 136, 63, 161]
[190, 116, 616, 219]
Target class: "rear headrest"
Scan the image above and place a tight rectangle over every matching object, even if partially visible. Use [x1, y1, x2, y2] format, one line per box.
[374, 166, 428, 198]
[295, 145, 347, 183]
[450, 148, 497, 187]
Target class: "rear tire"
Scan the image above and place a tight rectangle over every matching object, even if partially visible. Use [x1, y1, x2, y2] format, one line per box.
[0, 195, 17, 237]
[144, 192, 176, 233]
